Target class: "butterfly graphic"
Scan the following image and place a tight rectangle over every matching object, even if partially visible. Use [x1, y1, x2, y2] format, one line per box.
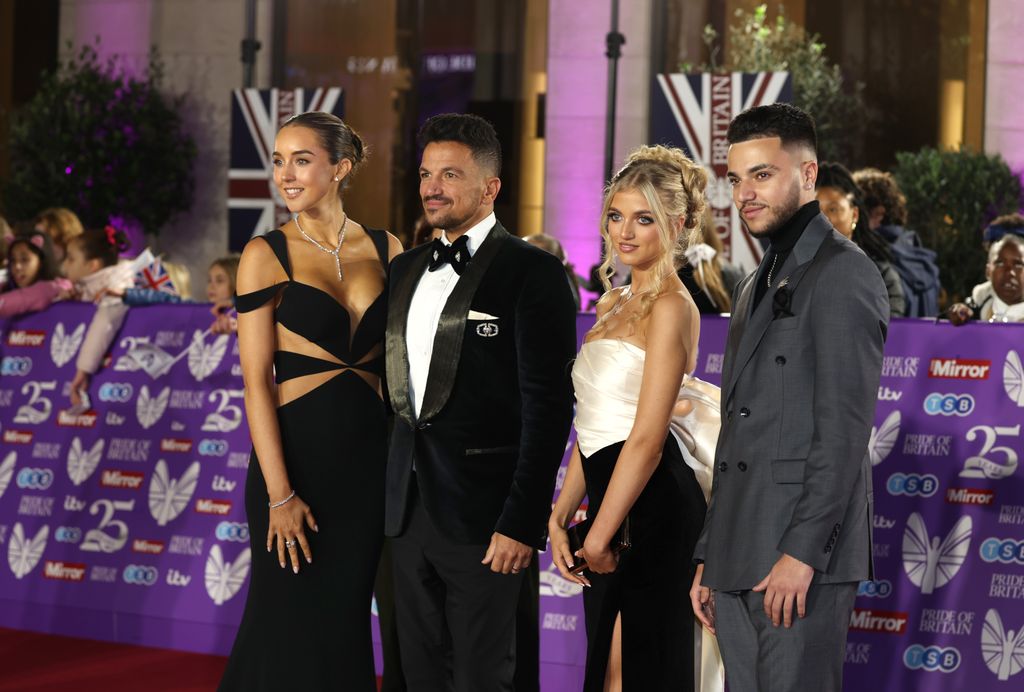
[902, 512, 972, 594]
[0, 451, 16, 501]
[982, 609, 1024, 681]
[136, 385, 170, 430]
[67, 437, 105, 486]
[50, 322, 86, 368]
[868, 410, 901, 466]
[8, 523, 49, 579]
[205, 545, 252, 606]
[149, 460, 201, 526]
[188, 330, 230, 382]
[1005, 351, 1024, 407]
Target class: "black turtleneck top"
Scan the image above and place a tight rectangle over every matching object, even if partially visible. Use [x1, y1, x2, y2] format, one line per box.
[752, 200, 821, 310]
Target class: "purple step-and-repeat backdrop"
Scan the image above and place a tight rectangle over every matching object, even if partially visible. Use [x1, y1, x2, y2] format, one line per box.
[1, 305, 1023, 690]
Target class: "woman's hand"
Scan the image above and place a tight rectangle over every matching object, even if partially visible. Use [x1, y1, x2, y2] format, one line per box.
[69, 370, 90, 408]
[581, 532, 618, 574]
[947, 303, 972, 326]
[210, 301, 237, 334]
[267, 493, 318, 574]
[94, 286, 125, 303]
[548, 518, 590, 587]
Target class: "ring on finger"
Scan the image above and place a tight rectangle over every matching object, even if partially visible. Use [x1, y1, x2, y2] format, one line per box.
[285, 539, 296, 547]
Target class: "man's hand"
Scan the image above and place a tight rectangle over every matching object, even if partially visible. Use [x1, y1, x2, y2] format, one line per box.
[690, 563, 716, 634]
[752, 553, 814, 627]
[481, 532, 532, 574]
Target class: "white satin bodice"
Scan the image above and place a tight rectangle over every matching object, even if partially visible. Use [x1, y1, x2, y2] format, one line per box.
[571, 338, 722, 499]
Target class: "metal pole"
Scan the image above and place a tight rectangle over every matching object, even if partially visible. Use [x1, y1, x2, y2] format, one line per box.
[241, 0, 261, 87]
[603, 0, 625, 183]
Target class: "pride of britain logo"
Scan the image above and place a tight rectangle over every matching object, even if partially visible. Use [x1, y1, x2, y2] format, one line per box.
[923, 393, 974, 417]
[902, 513, 972, 594]
[1005, 351, 1024, 407]
[981, 609, 1024, 681]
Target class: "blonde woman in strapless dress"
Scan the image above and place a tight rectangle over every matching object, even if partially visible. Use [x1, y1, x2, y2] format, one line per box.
[549, 145, 725, 692]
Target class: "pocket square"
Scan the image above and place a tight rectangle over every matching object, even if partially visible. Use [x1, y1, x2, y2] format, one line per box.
[468, 310, 499, 320]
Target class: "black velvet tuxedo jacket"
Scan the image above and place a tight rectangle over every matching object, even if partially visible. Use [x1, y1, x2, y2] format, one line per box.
[384, 221, 577, 550]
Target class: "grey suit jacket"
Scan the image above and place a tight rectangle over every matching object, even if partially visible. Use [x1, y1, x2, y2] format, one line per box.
[693, 214, 889, 591]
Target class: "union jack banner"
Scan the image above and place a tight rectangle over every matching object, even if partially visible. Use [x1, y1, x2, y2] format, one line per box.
[650, 72, 792, 273]
[228, 88, 345, 251]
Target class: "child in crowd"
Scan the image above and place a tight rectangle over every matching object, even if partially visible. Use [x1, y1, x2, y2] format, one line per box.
[62, 226, 135, 407]
[208, 254, 241, 334]
[34, 207, 84, 262]
[0, 231, 73, 318]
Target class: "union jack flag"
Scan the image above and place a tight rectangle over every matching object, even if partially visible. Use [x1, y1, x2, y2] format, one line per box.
[228, 88, 346, 251]
[650, 72, 792, 272]
[132, 250, 178, 296]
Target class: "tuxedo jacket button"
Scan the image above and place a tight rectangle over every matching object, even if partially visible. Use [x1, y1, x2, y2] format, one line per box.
[718, 462, 728, 472]
[737, 461, 747, 472]
[739, 407, 750, 417]
[775, 356, 786, 365]
[417, 422, 432, 430]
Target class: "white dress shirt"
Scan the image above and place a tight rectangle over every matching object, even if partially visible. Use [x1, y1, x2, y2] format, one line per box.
[407, 212, 496, 417]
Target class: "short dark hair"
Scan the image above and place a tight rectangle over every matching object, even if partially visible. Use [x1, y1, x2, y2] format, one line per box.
[727, 102, 817, 155]
[418, 113, 502, 176]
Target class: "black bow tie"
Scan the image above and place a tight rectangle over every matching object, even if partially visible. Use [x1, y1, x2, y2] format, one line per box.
[428, 235, 471, 275]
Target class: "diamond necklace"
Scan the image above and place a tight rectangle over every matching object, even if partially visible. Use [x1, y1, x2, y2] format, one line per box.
[295, 214, 348, 280]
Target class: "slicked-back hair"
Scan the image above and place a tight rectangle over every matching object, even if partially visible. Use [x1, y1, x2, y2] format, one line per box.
[727, 102, 818, 155]
[418, 113, 502, 177]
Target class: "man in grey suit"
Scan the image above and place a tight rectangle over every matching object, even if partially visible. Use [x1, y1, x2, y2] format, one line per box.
[689, 103, 889, 691]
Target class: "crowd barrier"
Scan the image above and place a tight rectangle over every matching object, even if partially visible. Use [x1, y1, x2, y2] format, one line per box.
[1, 304, 1022, 690]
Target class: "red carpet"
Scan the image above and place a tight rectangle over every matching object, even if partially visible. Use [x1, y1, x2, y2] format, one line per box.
[0, 627, 227, 692]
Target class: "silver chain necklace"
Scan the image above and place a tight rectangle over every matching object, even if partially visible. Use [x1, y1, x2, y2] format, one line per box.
[766, 252, 780, 288]
[295, 214, 348, 280]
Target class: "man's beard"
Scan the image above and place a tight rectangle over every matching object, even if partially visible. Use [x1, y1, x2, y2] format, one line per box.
[740, 183, 802, 239]
[423, 195, 480, 233]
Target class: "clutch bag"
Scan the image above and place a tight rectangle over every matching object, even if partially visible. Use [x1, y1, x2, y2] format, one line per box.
[566, 516, 631, 575]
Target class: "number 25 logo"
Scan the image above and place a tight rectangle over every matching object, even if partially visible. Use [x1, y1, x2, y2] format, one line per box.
[960, 425, 1019, 480]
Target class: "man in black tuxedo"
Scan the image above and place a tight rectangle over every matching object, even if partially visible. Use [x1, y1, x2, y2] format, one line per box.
[385, 113, 576, 691]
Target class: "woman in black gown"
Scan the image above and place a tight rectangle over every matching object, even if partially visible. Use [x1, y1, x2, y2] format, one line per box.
[548, 145, 721, 691]
[220, 112, 402, 690]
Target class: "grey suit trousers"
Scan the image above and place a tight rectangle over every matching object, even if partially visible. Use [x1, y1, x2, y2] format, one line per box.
[714, 582, 857, 692]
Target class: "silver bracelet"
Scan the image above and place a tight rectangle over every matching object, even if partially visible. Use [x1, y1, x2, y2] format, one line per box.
[268, 491, 295, 509]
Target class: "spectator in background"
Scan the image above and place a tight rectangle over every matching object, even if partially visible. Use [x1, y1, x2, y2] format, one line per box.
[982, 213, 1024, 252]
[208, 254, 241, 334]
[0, 231, 72, 318]
[524, 233, 582, 310]
[62, 226, 135, 407]
[816, 163, 906, 317]
[0, 216, 11, 286]
[947, 234, 1024, 324]
[853, 167, 940, 317]
[96, 259, 193, 305]
[34, 207, 84, 262]
[677, 208, 741, 314]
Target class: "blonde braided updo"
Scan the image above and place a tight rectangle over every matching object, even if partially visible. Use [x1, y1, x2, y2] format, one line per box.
[596, 145, 709, 328]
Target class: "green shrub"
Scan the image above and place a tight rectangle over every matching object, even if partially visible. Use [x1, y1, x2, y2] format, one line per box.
[3, 42, 195, 235]
[893, 147, 1023, 302]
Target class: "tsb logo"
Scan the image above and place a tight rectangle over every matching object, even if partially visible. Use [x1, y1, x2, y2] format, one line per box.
[887, 473, 939, 497]
[16, 468, 54, 491]
[979, 538, 1024, 564]
[857, 579, 893, 598]
[903, 645, 961, 673]
[122, 565, 159, 586]
[98, 383, 134, 403]
[55, 526, 82, 543]
[198, 439, 228, 456]
[216, 522, 250, 542]
[923, 393, 974, 417]
[1, 357, 32, 376]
